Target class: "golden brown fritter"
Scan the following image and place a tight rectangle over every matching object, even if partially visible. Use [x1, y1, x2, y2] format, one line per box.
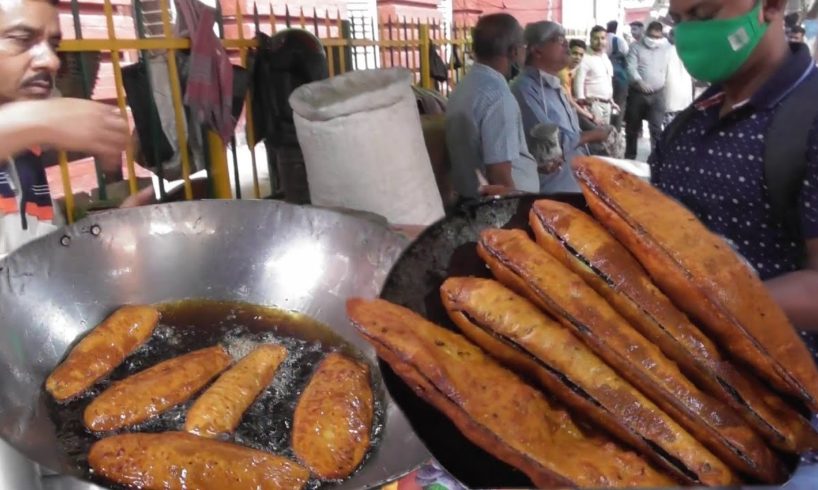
[88, 432, 309, 490]
[84, 346, 231, 432]
[46, 305, 159, 402]
[347, 298, 679, 489]
[185, 344, 287, 438]
[292, 352, 373, 479]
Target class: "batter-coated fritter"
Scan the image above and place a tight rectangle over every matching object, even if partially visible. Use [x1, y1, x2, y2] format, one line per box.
[84, 346, 231, 432]
[347, 298, 677, 489]
[478, 228, 784, 483]
[88, 432, 309, 490]
[292, 352, 373, 479]
[530, 199, 818, 453]
[441, 276, 733, 485]
[574, 156, 818, 411]
[46, 305, 159, 401]
[185, 344, 287, 438]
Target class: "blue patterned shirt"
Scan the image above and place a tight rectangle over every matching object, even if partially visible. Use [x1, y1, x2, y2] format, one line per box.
[650, 43, 818, 281]
[445, 63, 539, 199]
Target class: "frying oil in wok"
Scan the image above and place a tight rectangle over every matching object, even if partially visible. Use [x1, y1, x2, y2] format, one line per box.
[45, 300, 384, 490]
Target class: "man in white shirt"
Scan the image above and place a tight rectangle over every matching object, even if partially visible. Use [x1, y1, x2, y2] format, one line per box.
[663, 29, 693, 126]
[574, 25, 615, 126]
[606, 20, 630, 131]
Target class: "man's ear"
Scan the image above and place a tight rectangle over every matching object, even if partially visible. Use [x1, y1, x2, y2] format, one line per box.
[762, 0, 788, 22]
[508, 44, 520, 59]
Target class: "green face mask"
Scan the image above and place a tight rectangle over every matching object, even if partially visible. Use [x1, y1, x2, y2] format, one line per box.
[674, 1, 768, 83]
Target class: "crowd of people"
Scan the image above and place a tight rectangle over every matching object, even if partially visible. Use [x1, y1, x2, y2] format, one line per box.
[445, 14, 703, 201]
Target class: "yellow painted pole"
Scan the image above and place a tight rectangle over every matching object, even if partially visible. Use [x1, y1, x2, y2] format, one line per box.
[419, 23, 432, 90]
[337, 11, 346, 74]
[59, 37, 256, 52]
[158, 0, 193, 200]
[270, 4, 277, 34]
[325, 9, 335, 77]
[58, 151, 75, 224]
[237, 0, 261, 198]
[207, 131, 232, 198]
[102, 0, 137, 196]
[299, 7, 306, 29]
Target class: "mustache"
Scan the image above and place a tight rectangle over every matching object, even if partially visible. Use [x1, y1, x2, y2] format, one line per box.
[21, 73, 54, 89]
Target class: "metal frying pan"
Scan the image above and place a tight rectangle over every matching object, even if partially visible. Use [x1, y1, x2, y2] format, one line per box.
[379, 194, 818, 489]
[0, 200, 431, 490]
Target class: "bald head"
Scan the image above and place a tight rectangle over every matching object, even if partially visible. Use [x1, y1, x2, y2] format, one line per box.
[473, 13, 524, 62]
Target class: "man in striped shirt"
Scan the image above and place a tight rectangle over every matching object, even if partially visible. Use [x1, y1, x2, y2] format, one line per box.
[0, 0, 127, 255]
[445, 13, 540, 199]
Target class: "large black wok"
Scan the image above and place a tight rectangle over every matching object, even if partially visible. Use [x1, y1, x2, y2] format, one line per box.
[379, 194, 818, 490]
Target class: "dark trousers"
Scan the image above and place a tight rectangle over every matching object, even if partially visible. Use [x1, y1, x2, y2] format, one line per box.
[611, 78, 628, 131]
[625, 88, 666, 160]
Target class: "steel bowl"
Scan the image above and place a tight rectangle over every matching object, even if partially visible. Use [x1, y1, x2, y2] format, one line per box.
[0, 199, 431, 490]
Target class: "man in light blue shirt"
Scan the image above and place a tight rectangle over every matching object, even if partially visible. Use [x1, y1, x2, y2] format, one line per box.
[511, 21, 611, 194]
[445, 13, 540, 200]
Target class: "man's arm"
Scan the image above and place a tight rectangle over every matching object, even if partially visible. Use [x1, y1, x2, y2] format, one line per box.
[626, 44, 642, 83]
[574, 60, 589, 101]
[578, 127, 612, 146]
[618, 35, 630, 57]
[570, 96, 597, 122]
[0, 102, 46, 164]
[483, 162, 515, 194]
[766, 239, 818, 331]
[0, 99, 128, 165]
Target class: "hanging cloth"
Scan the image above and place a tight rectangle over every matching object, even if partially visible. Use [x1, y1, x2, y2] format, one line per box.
[175, 0, 234, 142]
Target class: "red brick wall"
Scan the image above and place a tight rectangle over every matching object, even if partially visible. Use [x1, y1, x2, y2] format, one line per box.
[453, 0, 562, 28]
[60, 0, 135, 102]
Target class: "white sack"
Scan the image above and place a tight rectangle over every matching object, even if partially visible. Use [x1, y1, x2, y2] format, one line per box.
[290, 68, 444, 226]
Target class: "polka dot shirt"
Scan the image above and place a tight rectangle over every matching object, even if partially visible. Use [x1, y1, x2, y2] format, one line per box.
[650, 44, 818, 282]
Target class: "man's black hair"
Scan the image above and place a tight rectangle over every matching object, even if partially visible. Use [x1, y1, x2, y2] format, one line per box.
[791, 25, 807, 36]
[472, 13, 523, 61]
[590, 25, 606, 37]
[569, 39, 587, 51]
[630, 21, 644, 28]
[647, 21, 664, 34]
[606, 20, 618, 34]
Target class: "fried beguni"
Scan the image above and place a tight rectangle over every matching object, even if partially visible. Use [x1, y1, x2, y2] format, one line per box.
[530, 199, 818, 453]
[478, 228, 785, 483]
[84, 346, 231, 432]
[89, 432, 309, 490]
[292, 352, 374, 479]
[347, 297, 677, 489]
[185, 344, 287, 438]
[46, 305, 160, 402]
[574, 156, 818, 411]
[441, 276, 733, 485]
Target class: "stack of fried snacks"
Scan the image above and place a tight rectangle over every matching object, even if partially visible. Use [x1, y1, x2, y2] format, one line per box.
[347, 298, 676, 489]
[348, 156, 818, 488]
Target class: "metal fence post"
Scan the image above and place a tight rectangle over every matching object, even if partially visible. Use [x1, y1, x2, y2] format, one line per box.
[419, 23, 432, 89]
[340, 18, 352, 74]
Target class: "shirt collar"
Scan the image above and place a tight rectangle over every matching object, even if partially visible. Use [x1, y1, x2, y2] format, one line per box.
[694, 42, 816, 112]
[473, 62, 508, 84]
[536, 68, 563, 89]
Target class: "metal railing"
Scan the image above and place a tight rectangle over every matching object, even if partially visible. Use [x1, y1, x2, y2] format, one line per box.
[55, 0, 473, 222]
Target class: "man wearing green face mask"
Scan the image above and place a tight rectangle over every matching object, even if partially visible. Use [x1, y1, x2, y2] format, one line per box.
[651, 0, 818, 352]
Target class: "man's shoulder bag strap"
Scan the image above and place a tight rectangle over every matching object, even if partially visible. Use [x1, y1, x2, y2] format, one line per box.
[765, 70, 818, 265]
[663, 76, 818, 265]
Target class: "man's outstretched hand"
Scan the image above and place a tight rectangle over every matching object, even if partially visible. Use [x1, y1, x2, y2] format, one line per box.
[34, 98, 129, 159]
